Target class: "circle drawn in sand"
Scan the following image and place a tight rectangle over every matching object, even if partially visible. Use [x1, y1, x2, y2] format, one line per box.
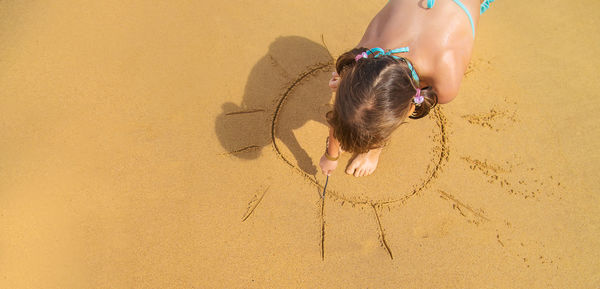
[271, 63, 449, 206]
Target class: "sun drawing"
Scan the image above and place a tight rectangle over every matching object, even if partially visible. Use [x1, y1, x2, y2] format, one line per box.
[220, 49, 563, 264]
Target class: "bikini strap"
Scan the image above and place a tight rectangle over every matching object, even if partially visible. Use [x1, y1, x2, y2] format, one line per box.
[365, 47, 410, 57]
[424, 0, 475, 39]
[480, 0, 495, 14]
[365, 47, 420, 86]
[365, 47, 386, 58]
[403, 59, 420, 86]
[427, 0, 435, 9]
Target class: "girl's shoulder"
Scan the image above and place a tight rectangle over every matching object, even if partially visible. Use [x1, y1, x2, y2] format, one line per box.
[428, 50, 468, 104]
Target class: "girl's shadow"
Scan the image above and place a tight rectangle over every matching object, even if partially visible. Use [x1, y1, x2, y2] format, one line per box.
[215, 36, 333, 175]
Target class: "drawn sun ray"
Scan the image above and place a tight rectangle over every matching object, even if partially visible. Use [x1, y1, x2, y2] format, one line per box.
[220, 145, 262, 156]
[438, 190, 490, 225]
[371, 204, 393, 259]
[225, 108, 266, 116]
[461, 108, 518, 131]
[242, 185, 270, 222]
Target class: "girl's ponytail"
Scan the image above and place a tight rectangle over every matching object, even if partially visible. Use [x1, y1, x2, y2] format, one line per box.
[409, 86, 438, 119]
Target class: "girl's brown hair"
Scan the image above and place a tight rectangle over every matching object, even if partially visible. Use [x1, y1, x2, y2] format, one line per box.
[326, 47, 437, 154]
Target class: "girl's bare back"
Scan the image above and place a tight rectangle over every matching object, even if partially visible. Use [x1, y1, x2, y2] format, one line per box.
[357, 0, 482, 103]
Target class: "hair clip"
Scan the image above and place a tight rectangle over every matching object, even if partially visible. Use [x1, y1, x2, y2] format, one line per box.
[355, 52, 368, 62]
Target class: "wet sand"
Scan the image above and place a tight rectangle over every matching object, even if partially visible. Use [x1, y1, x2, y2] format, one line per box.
[1, 0, 599, 288]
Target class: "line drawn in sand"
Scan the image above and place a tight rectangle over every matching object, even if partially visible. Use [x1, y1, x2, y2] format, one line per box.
[461, 156, 563, 200]
[220, 145, 261, 156]
[461, 108, 518, 131]
[242, 185, 270, 222]
[371, 204, 394, 259]
[439, 190, 490, 225]
[495, 226, 559, 269]
[225, 109, 266, 116]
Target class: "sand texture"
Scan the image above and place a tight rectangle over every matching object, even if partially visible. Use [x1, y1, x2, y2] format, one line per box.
[1, 0, 599, 288]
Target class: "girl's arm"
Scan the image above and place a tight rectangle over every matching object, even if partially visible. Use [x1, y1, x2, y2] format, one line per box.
[327, 72, 342, 158]
[320, 127, 340, 176]
[320, 72, 342, 175]
[327, 127, 341, 158]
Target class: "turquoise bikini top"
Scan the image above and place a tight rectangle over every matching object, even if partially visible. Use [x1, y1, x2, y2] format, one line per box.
[388, 0, 495, 39]
[427, 0, 496, 38]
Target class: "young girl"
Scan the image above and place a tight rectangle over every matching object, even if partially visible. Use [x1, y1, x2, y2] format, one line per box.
[319, 0, 494, 177]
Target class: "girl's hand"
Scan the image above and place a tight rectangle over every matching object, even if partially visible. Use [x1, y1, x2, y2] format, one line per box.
[328, 71, 340, 92]
[319, 153, 338, 176]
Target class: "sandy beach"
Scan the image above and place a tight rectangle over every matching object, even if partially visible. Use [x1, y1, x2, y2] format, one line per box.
[1, 0, 599, 288]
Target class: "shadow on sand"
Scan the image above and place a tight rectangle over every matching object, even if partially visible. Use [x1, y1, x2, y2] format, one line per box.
[215, 36, 334, 175]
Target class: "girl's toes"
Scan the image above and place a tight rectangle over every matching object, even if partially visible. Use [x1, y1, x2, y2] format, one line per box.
[346, 163, 359, 175]
[346, 167, 354, 175]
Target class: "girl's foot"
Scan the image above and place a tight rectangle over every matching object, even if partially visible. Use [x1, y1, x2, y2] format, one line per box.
[345, 148, 382, 177]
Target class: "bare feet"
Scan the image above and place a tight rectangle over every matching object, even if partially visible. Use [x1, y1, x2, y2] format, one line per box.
[345, 148, 382, 177]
